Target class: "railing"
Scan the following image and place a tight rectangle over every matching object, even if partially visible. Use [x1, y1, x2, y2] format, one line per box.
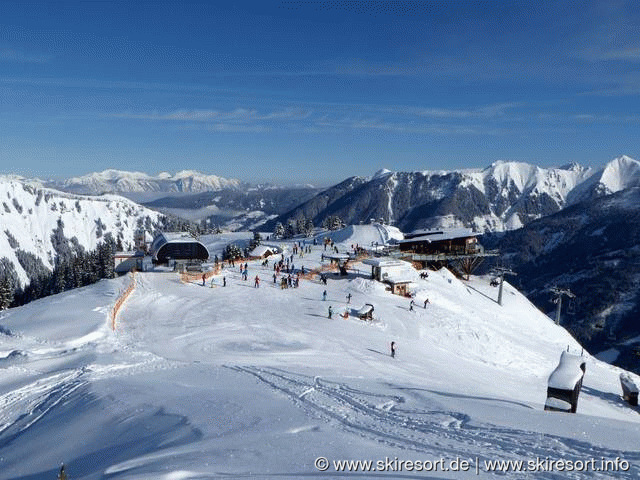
[110, 271, 136, 330]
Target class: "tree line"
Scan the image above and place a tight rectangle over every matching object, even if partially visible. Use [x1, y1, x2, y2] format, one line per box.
[273, 215, 345, 239]
[0, 235, 117, 310]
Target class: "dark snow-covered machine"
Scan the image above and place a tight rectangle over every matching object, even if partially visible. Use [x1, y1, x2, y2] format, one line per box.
[544, 351, 586, 413]
[620, 373, 639, 406]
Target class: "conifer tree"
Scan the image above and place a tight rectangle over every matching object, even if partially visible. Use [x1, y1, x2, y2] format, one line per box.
[273, 222, 285, 239]
[223, 243, 242, 260]
[249, 231, 262, 250]
[0, 277, 13, 310]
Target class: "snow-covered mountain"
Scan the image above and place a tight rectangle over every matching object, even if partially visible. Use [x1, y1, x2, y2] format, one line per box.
[49, 169, 242, 195]
[42, 156, 639, 234]
[1, 228, 639, 478]
[567, 155, 640, 204]
[268, 159, 596, 233]
[143, 185, 322, 231]
[0, 176, 164, 286]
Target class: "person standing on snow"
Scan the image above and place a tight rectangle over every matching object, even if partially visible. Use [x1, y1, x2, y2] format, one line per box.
[328, 305, 333, 319]
[202, 273, 206, 286]
[223, 276, 226, 287]
[390, 341, 396, 358]
[254, 275, 260, 288]
[58, 464, 68, 480]
[409, 300, 414, 311]
[346, 293, 352, 303]
[322, 290, 327, 301]
[424, 298, 429, 308]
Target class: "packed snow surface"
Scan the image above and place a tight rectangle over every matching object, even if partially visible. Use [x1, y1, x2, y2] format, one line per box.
[1, 229, 639, 479]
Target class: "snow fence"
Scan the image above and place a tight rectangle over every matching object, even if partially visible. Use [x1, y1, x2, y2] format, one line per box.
[180, 264, 222, 284]
[110, 271, 136, 330]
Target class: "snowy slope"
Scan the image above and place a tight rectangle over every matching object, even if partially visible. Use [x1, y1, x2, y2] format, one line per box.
[0, 228, 639, 479]
[318, 224, 404, 245]
[50, 169, 241, 195]
[0, 177, 163, 286]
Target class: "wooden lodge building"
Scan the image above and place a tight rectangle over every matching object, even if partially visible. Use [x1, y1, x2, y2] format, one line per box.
[396, 228, 497, 279]
[399, 228, 480, 256]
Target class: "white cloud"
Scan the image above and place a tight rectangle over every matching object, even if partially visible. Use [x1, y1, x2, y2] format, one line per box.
[0, 48, 52, 64]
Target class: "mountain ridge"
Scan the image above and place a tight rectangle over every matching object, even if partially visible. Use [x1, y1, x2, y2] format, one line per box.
[47, 169, 243, 195]
[267, 156, 634, 233]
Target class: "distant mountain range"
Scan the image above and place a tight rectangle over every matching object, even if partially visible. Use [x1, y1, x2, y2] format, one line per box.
[47, 169, 242, 196]
[45, 169, 321, 231]
[268, 156, 640, 233]
[42, 156, 640, 235]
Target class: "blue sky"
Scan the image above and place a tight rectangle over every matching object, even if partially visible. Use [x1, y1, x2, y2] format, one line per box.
[1, 0, 639, 185]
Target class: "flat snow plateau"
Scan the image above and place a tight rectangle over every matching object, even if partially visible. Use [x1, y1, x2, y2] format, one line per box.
[1, 227, 639, 479]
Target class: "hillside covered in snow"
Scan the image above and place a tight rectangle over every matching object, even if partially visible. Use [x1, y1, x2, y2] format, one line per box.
[0, 176, 164, 287]
[484, 186, 640, 376]
[0, 226, 639, 479]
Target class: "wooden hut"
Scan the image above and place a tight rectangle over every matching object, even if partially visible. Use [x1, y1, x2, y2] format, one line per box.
[399, 228, 480, 255]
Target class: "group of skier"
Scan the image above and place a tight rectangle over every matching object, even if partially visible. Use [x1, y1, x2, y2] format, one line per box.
[409, 298, 430, 311]
[204, 239, 430, 362]
[279, 273, 300, 289]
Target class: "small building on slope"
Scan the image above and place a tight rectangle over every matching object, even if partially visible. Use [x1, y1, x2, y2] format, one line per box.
[249, 244, 280, 259]
[114, 250, 152, 274]
[362, 257, 415, 296]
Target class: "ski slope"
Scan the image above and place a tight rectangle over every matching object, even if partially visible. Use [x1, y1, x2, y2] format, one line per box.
[1, 229, 639, 479]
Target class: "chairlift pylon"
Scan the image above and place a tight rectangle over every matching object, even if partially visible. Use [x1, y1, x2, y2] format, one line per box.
[567, 298, 576, 315]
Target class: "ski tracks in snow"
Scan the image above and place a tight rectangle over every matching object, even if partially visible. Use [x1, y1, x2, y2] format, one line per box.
[231, 366, 640, 479]
[0, 369, 86, 448]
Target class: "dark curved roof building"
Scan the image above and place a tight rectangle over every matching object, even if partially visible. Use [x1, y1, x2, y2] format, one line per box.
[150, 232, 209, 263]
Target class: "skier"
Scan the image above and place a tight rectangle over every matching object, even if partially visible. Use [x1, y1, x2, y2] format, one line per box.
[328, 305, 333, 319]
[322, 290, 327, 301]
[223, 276, 226, 287]
[409, 300, 414, 311]
[273, 272, 277, 284]
[254, 275, 260, 288]
[58, 464, 68, 480]
[346, 293, 352, 303]
[202, 273, 206, 286]
[424, 298, 429, 308]
[390, 341, 396, 358]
